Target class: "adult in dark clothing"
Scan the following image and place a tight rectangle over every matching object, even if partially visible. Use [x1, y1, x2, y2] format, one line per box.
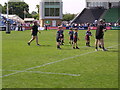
[28, 21, 41, 46]
[44, 24, 48, 30]
[95, 19, 107, 51]
[20, 24, 23, 31]
[18, 24, 20, 31]
[13, 22, 16, 30]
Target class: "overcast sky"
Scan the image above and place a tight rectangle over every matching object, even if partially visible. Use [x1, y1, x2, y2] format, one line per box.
[0, 0, 86, 14]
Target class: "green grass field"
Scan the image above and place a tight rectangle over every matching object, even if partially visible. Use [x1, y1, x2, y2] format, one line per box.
[2, 30, 119, 88]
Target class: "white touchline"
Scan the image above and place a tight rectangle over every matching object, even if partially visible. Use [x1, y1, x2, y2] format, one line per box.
[2, 70, 80, 77]
[107, 44, 119, 48]
[0, 44, 119, 78]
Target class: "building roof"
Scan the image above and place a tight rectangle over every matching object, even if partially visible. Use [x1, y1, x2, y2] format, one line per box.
[40, 0, 62, 2]
[24, 18, 35, 21]
[1, 14, 24, 23]
[86, 0, 120, 2]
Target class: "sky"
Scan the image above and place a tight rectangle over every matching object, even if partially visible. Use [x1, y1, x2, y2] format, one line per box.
[0, 0, 86, 14]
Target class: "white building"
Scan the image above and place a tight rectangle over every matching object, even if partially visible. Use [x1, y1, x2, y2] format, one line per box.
[39, 0, 63, 27]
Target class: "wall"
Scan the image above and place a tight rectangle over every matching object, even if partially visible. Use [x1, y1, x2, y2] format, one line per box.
[40, 19, 62, 27]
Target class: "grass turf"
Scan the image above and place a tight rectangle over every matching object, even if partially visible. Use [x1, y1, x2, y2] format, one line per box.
[2, 30, 118, 88]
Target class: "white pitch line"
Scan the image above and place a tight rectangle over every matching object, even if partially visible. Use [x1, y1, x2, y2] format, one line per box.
[107, 44, 120, 48]
[0, 44, 119, 78]
[1, 51, 95, 78]
[2, 70, 80, 77]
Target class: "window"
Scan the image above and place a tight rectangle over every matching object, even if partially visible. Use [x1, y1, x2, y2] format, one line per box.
[45, 8, 60, 16]
[54, 2, 60, 5]
[55, 8, 60, 16]
[98, 2, 101, 6]
[91, 2, 93, 7]
[87, 2, 90, 7]
[45, 2, 49, 5]
[94, 2, 97, 7]
[45, 2, 60, 5]
[49, 2, 54, 5]
[45, 8, 49, 16]
[50, 8, 54, 16]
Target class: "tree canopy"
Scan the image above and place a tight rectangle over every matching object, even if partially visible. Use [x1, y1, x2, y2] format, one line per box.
[63, 13, 76, 21]
[2, 1, 29, 19]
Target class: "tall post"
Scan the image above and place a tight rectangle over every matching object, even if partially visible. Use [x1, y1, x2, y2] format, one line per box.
[23, 8, 26, 20]
[6, 0, 10, 34]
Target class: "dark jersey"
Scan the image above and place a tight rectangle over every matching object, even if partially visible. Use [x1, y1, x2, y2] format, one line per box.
[69, 31, 74, 37]
[59, 30, 64, 34]
[56, 30, 61, 38]
[86, 31, 92, 36]
[56, 30, 62, 42]
[69, 31, 74, 40]
[73, 32, 78, 43]
[74, 32, 78, 38]
[32, 25, 38, 35]
[96, 24, 105, 36]
[59, 29, 64, 38]
[96, 24, 106, 39]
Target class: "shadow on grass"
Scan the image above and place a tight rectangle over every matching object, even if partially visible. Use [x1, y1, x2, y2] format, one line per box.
[59, 48, 73, 50]
[60, 48, 91, 50]
[40, 45, 51, 47]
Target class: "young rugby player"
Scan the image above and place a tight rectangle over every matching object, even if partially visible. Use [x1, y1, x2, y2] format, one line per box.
[60, 28, 64, 45]
[27, 21, 41, 46]
[85, 24, 92, 47]
[73, 28, 80, 49]
[56, 26, 63, 49]
[68, 28, 74, 45]
[95, 19, 107, 51]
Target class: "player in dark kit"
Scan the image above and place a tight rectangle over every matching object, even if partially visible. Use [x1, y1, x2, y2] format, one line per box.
[68, 28, 74, 45]
[73, 28, 80, 49]
[56, 26, 63, 49]
[28, 21, 41, 46]
[95, 19, 107, 51]
[59, 28, 64, 45]
[85, 24, 92, 47]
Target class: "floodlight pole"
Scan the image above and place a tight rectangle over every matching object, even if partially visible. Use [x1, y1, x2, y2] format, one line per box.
[6, 0, 10, 34]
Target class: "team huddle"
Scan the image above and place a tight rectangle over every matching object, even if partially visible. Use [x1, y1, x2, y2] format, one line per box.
[27, 19, 108, 51]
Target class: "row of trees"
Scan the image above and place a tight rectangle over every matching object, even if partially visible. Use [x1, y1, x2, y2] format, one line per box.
[0, 1, 39, 19]
[0, 0, 76, 21]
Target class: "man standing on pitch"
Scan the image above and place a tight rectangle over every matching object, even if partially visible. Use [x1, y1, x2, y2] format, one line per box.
[28, 21, 41, 46]
[95, 19, 107, 51]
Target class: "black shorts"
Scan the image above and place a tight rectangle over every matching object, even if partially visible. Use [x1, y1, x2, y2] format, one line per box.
[32, 33, 37, 36]
[73, 38, 77, 43]
[70, 36, 73, 40]
[56, 38, 61, 42]
[85, 35, 90, 41]
[96, 35, 103, 40]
